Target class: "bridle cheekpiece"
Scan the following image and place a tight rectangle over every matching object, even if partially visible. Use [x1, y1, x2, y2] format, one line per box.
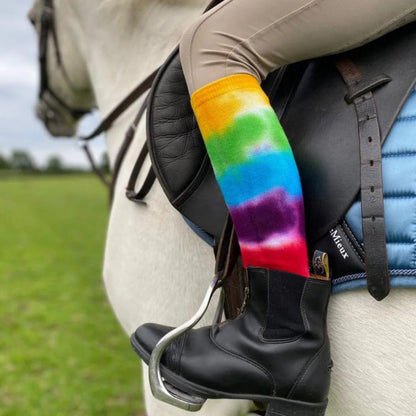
[38, 0, 90, 120]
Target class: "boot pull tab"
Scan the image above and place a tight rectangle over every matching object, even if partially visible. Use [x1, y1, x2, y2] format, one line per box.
[311, 250, 330, 281]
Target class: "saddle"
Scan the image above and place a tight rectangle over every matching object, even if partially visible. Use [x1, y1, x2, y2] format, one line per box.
[142, 23, 416, 312]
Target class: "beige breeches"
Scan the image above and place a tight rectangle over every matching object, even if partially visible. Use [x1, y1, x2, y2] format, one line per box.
[180, 0, 416, 94]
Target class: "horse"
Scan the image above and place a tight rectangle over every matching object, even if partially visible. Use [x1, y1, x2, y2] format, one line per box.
[28, 1, 416, 415]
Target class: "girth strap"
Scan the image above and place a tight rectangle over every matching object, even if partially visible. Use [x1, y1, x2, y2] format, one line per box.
[336, 59, 391, 301]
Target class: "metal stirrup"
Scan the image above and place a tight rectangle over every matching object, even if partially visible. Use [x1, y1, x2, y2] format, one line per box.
[148, 276, 221, 411]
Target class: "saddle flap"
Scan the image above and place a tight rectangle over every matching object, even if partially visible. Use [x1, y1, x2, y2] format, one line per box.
[147, 47, 228, 239]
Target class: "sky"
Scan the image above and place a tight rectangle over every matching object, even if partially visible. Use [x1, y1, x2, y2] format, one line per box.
[0, 1, 105, 168]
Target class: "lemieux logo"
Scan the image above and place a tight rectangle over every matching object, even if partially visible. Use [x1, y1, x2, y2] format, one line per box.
[329, 228, 349, 260]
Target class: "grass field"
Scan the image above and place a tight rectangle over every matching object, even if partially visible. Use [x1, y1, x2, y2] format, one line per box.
[0, 175, 144, 416]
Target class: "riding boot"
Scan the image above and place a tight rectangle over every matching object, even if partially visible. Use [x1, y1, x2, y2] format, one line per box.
[131, 267, 332, 416]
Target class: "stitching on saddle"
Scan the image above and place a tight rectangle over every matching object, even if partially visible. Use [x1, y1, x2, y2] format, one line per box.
[341, 220, 364, 263]
[342, 220, 361, 247]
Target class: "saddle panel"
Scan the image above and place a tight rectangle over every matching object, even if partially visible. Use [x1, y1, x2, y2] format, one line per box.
[147, 23, 416, 257]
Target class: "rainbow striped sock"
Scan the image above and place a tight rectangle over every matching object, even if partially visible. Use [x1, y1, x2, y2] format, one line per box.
[191, 74, 309, 276]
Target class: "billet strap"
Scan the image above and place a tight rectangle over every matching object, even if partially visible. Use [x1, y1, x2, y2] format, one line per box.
[336, 58, 391, 301]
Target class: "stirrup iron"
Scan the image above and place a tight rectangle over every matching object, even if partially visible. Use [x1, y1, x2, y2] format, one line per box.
[148, 275, 221, 411]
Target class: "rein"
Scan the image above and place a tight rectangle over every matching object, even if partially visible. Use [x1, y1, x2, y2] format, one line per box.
[77, 70, 158, 197]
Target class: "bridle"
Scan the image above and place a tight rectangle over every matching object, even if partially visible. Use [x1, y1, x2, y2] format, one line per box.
[35, 0, 224, 200]
[36, 0, 157, 195]
[38, 0, 90, 120]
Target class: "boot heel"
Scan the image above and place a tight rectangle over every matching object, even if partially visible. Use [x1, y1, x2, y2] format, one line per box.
[265, 398, 327, 416]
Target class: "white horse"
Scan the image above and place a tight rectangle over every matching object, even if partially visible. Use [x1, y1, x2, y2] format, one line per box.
[29, 1, 416, 415]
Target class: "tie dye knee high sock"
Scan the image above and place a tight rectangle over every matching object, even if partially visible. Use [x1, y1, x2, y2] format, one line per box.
[191, 74, 309, 277]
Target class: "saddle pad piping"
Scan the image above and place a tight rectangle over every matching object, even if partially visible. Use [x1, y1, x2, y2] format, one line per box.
[332, 269, 416, 293]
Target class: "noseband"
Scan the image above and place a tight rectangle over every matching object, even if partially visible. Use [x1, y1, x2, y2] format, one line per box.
[38, 0, 90, 119]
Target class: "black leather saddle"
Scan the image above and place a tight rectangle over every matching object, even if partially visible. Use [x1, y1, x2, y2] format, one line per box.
[146, 23, 416, 287]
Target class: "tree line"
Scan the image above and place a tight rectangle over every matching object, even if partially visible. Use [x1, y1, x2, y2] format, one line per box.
[0, 150, 109, 174]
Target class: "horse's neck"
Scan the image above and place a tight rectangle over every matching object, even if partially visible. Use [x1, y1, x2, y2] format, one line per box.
[77, 0, 207, 161]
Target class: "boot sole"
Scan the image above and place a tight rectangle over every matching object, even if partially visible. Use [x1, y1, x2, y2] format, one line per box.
[130, 332, 328, 416]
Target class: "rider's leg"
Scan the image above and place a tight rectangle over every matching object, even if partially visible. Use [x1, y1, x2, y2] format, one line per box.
[181, 0, 416, 93]
[179, 0, 416, 275]
[132, 1, 416, 413]
[190, 74, 309, 275]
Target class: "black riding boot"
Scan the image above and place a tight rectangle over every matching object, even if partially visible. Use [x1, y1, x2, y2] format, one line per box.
[131, 267, 332, 416]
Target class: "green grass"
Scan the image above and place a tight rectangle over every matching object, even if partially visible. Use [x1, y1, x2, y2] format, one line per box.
[0, 175, 144, 416]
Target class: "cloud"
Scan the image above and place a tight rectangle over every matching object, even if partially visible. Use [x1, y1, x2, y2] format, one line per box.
[0, 53, 38, 89]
